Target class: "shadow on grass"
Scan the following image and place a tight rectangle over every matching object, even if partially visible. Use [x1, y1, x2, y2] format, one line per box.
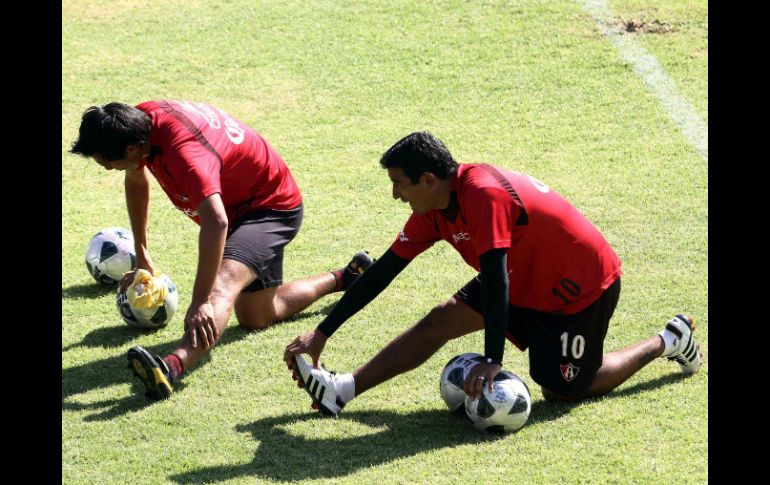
[521, 372, 694, 424]
[168, 372, 695, 483]
[62, 337, 200, 421]
[609, 372, 691, 397]
[169, 409, 513, 484]
[63, 297, 336, 353]
[62, 282, 116, 299]
[61, 297, 338, 422]
[62, 325, 149, 351]
[62, 327, 256, 421]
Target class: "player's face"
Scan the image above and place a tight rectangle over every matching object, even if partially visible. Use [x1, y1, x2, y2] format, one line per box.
[387, 167, 435, 214]
[94, 156, 137, 171]
[93, 145, 143, 171]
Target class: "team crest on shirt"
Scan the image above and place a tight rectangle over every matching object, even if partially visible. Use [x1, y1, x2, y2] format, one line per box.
[560, 363, 580, 382]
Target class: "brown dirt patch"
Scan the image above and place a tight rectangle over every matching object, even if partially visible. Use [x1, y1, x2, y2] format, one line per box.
[609, 18, 678, 34]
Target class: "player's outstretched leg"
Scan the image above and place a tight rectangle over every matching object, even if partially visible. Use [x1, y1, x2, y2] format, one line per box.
[127, 346, 179, 400]
[658, 314, 702, 374]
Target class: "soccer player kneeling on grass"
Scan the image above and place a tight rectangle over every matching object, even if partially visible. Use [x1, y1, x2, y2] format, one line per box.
[283, 131, 702, 417]
[71, 100, 374, 400]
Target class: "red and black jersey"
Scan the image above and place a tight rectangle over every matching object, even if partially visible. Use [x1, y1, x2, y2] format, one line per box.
[135, 100, 302, 224]
[390, 163, 622, 314]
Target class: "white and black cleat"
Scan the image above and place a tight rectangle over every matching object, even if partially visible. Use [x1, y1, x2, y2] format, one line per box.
[660, 314, 702, 375]
[292, 354, 346, 417]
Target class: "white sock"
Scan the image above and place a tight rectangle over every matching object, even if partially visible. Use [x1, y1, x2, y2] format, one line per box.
[657, 329, 679, 357]
[335, 373, 356, 404]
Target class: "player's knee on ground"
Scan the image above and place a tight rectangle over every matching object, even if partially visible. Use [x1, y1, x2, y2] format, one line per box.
[238, 318, 273, 330]
[234, 294, 281, 330]
[235, 310, 275, 330]
[541, 386, 586, 402]
[539, 370, 598, 401]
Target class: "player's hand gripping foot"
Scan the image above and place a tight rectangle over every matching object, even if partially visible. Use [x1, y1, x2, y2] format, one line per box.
[127, 346, 174, 400]
[291, 354, 345, 417]
[658, 314, 702, 374]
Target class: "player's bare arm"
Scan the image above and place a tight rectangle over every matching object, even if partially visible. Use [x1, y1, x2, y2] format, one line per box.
[121, 165, 153, 291]
[185, 193, 228, 349]
[72, 101, 377, 401]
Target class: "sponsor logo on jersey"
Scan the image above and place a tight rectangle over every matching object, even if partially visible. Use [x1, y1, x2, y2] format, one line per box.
[560, 363, 580, 382]
[452, 232, 471, 243]
[527, 175, 550, 193]
[223, 117, 245, 144]
[178, 101, 245, 145]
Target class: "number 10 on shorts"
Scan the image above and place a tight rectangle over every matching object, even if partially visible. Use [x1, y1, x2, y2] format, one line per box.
[561, 332, 585, 359]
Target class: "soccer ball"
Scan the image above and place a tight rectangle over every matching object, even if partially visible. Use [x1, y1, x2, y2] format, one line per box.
[85, 228, 137, 285]
[464, 370, 532, 433]
[116, 273, 179, 329]
[439, 352, 484, 412]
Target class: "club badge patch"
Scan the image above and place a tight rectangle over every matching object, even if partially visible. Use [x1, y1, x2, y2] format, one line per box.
[560, 363, 580, 382]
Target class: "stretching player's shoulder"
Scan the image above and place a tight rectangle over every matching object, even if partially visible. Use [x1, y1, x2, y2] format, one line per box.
[134, 100, 159, 112]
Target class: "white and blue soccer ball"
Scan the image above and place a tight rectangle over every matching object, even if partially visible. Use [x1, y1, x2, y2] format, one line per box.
[116, 273, 179, 329]
[464, 370, 532, 433]
[85, 227, 137, 285]
[439, 352, 485, 413]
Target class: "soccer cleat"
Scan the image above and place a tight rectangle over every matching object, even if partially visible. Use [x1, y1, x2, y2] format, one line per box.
[292, 354, 346, 417]
[346, 251, 374, 276]
[335, 251, 375, 291]
[659, 314, 702, 375]
[127, 346, 174, 400]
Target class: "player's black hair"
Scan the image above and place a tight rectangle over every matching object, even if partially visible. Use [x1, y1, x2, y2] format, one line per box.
[379, 131, 458, 184]
[70, 103, 151, 161]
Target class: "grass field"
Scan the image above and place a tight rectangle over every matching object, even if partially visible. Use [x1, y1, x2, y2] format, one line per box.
[62, 1, 707, 483]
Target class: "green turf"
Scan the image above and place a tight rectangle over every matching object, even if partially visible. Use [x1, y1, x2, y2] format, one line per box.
[609, 0, 708, 122]
[63, 1, 707, 483]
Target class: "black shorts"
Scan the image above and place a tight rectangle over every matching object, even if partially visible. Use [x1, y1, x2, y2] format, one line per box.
[454, 276, 621, 396]
[223, 204, 303, 293]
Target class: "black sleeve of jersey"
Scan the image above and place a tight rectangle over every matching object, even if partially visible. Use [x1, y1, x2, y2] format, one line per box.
[479, 248, 509, 365]
[317, 248, 411, 338]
